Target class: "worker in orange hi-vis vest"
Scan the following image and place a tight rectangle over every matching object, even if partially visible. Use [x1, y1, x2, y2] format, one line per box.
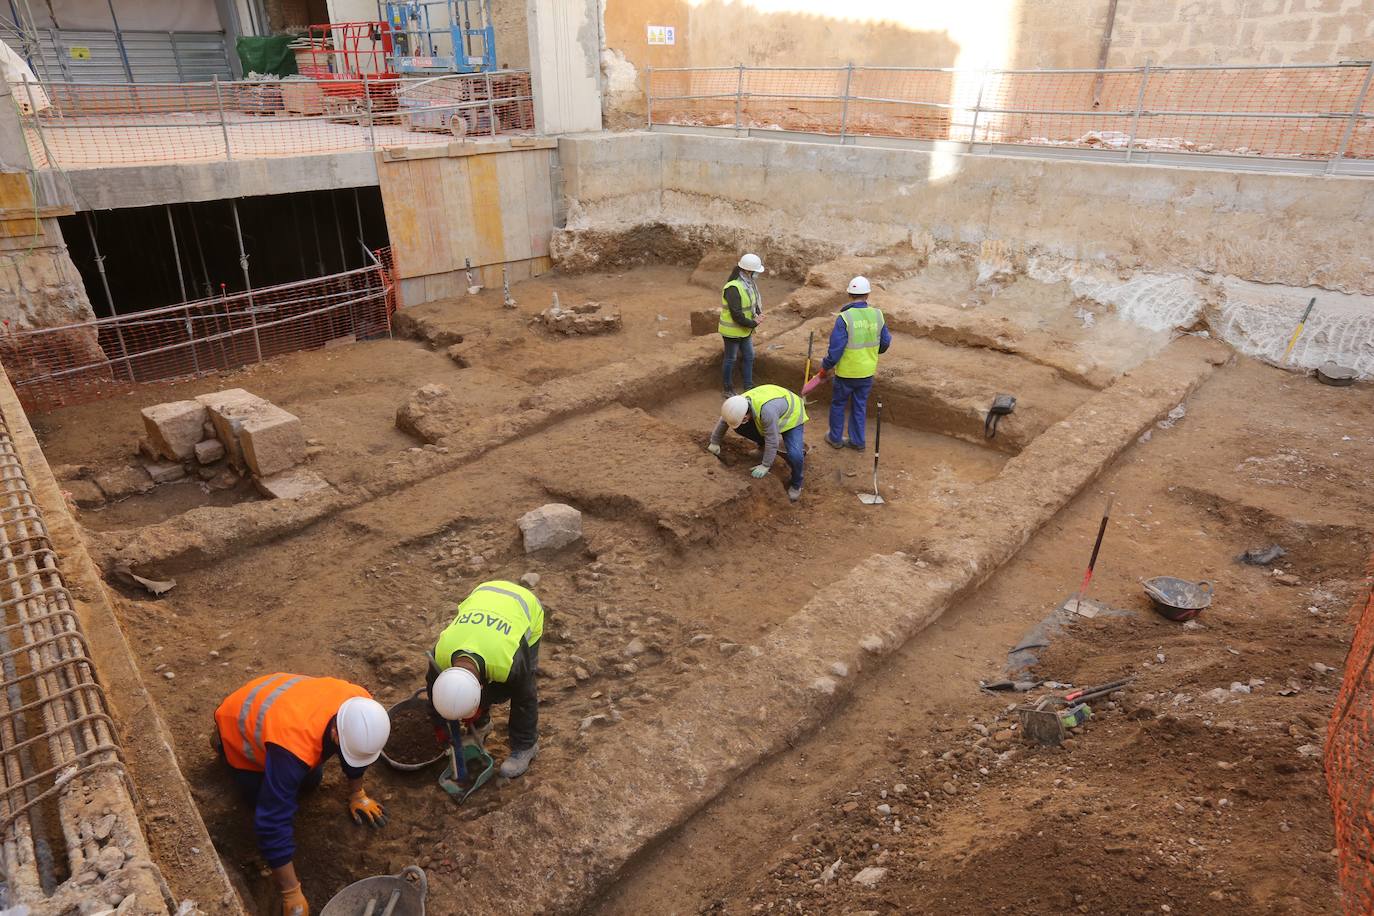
[212, 674, 391, 916]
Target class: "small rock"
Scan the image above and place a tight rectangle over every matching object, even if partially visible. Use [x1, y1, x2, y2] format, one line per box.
[1297, 743, 1321, 757]
[142, 459, 186, 484]
[942, 781, 957, 796]
[1203, 687, 1229, 703]
[520, 572, 541, 589]
[892, 783, 908, 795]
[830, 661, 850, 678]
[163, 671, 175, 681]
[689, 634, 710, 646]
[194, 439, 225, 465]
[579, 714, 609, 733]
[92, 813, 117, 841]
[851, 866, 888, 888]
[719, 642, 742, 656]
[518, 503, 583, 553]
[573, 667, 589, 681]
[876, 804, 891, 816]
[993, 729, 1014, 742]
[859, 635, 883, 653]
[1311, 662, 1333, 675]
[623, 638, 647, 658]
[94, 844, 126, 876]
[1230, 682, 1250, 694]
[1273, 572, 1301, 587]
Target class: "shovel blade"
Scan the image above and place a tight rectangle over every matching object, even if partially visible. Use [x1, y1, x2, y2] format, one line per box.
[858, 492, 885, 505]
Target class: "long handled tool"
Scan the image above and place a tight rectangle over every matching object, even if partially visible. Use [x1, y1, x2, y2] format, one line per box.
[858, 400, 885, 505]
[1069, 494, 1114, 611]
[803, 330, 815, 390]
[1281, 296, 1316, 364]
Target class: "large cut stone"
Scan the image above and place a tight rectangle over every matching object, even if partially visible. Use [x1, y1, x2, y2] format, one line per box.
[142, 460, 186, 484]
[63, 479, 105, 509]
[239, 404, 306, 478]
[140, 400, 208, 461]
[94, 466, 153, 500]
[194, 438, 225, 465]
[255, 467, 330, 500]
[198, 389, 269, 469]
[517, 503, 583, 553]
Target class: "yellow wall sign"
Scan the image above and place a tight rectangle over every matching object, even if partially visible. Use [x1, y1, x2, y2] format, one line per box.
[69, 46, 90, 60]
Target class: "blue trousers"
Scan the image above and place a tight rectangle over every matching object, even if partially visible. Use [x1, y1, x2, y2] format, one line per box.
[721, 335, 754, 391]
[735, 422, 805, 490]
[828, 375, 874, 449]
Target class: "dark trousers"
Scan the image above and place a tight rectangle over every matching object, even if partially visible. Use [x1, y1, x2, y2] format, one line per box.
[213, 728, 322, 804]
[721, 335, 754, 391]
[734, 422, 805, 490]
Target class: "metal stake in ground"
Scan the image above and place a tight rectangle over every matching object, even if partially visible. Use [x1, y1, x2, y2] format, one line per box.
[502, 267, 516, 308]
[1070, 493, 1115, 613]
[858, 400, 885, 505]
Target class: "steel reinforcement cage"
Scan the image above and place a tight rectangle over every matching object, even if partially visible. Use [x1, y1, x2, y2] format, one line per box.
[12, 70, 535, 169]
[0, 251, 397, 415]
[646, 61, 1374, 171]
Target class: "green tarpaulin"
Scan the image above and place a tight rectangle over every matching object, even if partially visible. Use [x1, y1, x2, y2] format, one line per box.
[236, 36, 298, 77]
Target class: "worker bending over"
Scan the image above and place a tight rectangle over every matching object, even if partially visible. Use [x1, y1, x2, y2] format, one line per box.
[429, 579, 544, 778]
[719, 253, 766, 398]
[821, 276, 891, 451]
[212, 674, 391, 916]
[709, 384, 808, 502]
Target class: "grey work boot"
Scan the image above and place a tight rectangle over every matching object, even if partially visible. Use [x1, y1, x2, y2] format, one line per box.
[500, 743, 538, 778]
[787, 486, 802, 503]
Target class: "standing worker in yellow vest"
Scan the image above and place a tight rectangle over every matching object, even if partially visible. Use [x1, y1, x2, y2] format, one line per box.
[708, 384, 808, 502]
[211, 674, 391, 916]
[428, 580, 545, 778]
[818, 276, 892, 451]
[719, 253, 766, 398]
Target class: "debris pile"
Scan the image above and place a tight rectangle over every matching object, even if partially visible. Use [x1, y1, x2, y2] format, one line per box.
[536, 300, 622, 336]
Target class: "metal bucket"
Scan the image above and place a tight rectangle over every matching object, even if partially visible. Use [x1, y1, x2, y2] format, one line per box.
[320, 866, 427, 916]
[1317, 363, 1357, 387]
[1143, 576, 1213, 622]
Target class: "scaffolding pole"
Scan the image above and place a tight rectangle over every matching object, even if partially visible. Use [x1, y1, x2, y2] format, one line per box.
[165, 206, 199, 375]
[81, 213, 134, 381]
[229, 199, 263, 364]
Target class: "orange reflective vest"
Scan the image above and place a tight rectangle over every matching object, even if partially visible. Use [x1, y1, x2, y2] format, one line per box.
[214, 673, 369, 772]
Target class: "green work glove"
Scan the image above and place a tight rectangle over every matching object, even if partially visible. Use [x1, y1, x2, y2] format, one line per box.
[750, 465, 768, 479]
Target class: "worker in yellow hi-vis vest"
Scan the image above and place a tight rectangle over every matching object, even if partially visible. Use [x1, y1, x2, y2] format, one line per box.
[428, 580, 545, 778]
[819, 276, 892, 451]
[708, 384, 808, 503]
[718, 253, 766, 398]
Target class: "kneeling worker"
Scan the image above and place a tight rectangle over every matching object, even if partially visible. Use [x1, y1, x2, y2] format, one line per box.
[212, 673, 391, 916]
[429, 579, 544, 778]
[708, 384, 807, 502]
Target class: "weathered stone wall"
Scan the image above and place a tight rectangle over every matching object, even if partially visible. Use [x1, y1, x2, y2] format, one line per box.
[0, 215, 99, 330]
[557, 131, 1374, 373]
[600, 0, 1374, 125]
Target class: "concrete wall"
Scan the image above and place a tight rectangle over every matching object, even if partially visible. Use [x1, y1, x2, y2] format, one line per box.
[557, 131, 1374, 373]
[528, 0, 603, 134]
[600, 0, 1374, 125]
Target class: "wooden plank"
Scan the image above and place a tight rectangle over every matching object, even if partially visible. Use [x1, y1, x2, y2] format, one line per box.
[521, 149, 555, 259]
[494, 150, 530, 262]
[438, 155, 475, 276]
[465, 153, 505, 267]
[0, 174, 32, 210]
[378, 159, 427, 279]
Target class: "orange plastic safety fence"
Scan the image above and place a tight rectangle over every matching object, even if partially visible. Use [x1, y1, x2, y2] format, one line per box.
[1326, 556, 1374, 914]
[15, 72, 535, 170]
[648, 62, 1374, 162]
[0, 251, 395, 415]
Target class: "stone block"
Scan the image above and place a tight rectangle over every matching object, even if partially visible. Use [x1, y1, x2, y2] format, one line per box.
[239, 404, 306, 478]
[94, 466, 153, 500]
[64, 479, 105, 509]
[202, 422, 216, 439]
[537, 300, 622, 335]
[198, 389, 269, 468]
[255, 467, 330, 500]
[140, 400, 208, 461]
[142, 460, 186, 484]
[518, 503, 583, 553]
[690, 308, 719, 336]
[194, 439, 225, 465]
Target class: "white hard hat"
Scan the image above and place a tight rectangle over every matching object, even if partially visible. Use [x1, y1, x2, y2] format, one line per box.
[432, 666, 482, 721]
[847, 276, 871, 295]
[335, 696, 390, 768]
[738, 253, 765, 274]
[721, 395, 749, 427]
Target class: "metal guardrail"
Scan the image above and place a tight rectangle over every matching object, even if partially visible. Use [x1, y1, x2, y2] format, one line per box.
[14, 71, 536, 170]
[647, 61, 1374, 173]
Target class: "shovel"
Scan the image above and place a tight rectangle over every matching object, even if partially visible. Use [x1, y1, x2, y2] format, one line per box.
[858, 400, 884, 505]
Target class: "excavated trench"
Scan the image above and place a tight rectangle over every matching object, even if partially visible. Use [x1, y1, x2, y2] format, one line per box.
[21, 263, 1213, 913]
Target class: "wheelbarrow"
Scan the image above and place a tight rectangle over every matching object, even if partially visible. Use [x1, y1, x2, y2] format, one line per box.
[320, 865, 427, 916]
[1143, 576, 1213, 622]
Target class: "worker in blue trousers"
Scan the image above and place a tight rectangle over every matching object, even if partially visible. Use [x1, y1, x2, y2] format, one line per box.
[820, 276, 891, 451]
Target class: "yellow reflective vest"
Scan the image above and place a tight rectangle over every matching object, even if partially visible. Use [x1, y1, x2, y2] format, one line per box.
[432, 581, 544, 684]
[835, 306, 885, 379]
[719, 278, 759, 338]
[744, 384, 807, 435]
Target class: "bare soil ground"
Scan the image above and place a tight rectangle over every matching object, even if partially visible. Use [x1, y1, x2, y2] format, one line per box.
[28, 264, 1371, 914]
[596, 357, 1371, 915]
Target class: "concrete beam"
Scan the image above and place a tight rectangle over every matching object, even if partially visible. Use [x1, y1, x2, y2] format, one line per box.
[64, 151, 380, 211]
[526, 0, 603, 134]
